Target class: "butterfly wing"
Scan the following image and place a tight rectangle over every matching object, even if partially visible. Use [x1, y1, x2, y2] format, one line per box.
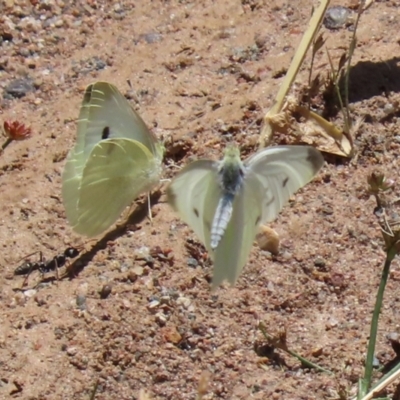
[62, 81, 163, 237]
[245, 146, 324, 223]
[167, 161, 221, 254]
[73, 138, 160, 237]
[212, 145, 323, 289]
[62, 91, 93, 228]
[212, 171, 265, 290]
[80, 81, 162, 159]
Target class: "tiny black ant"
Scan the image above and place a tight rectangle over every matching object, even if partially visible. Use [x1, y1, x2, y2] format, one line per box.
[14, 247, 81, 287]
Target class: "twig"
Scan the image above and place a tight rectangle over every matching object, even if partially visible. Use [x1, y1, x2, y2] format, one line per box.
[258, 322, 333, 375]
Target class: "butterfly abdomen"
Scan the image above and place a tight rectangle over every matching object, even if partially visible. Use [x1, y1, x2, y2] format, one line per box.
[210, 149, 246, 250]
[210, 193, 235, 250]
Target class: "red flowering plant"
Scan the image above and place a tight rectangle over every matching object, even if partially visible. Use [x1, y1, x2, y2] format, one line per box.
[1, 120, 32, 152]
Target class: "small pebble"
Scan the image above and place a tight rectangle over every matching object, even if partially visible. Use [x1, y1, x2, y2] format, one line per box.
[132, 266, 144, 275]
[321, 205, 334, 215]
[25, 319, 35, 329]
[99, 284, 112, 299]
[76, 295, 86, 310]
[24, 289, 37, 298]
[128, 265, 144, 282]
[4, 78, 35, 98]
[187, 258, 198, 268]
[324, 6, 352, 30]
[176, 296, 191, 309]
[161, 325, 182, 344]
[135, 247, 150, 259]
[256, 225, 280, 255]
[66, 347, 78, 356]
[92, 57, 106, 70]
[34, 294, 47, 306]
[387, 332, 400, 342]
[148, 299, 160, 309]
[314, 258, 326, 269]
[139, 32, 163, 44]
[155, 312, 167, 326]
[326, 317, 338, 330]
[13, 292, 26, 306]
[311, 347, 323, 357]
[122, 299, 131, 309]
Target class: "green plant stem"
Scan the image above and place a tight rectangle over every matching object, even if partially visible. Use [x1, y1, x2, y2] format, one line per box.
[1, 138, 12, 151]
[326, 49, 346, 126]
[361, 246, 397, 397]
[258, 323, 332, 375]
[344, 3, 363, 104]
[89, 379, 99, 400]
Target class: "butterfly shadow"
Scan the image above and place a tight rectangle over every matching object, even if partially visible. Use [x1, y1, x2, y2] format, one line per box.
[64, 190, 163, 279]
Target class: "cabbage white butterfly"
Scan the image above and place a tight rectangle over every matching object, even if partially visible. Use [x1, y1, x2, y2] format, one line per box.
[62, 81, 163, 237]
[167, 145, 323, 289]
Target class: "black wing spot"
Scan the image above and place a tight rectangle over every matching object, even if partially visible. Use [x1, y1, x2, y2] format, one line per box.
[282, 177, 289, 187]
[193, 208, 199, 217]
[307, 148, 324, 172]
[255, 215, 261, 226]
[102, 126, 110, 139]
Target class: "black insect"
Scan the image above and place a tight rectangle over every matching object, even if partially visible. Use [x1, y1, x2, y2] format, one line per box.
[14, 247, 81, 286]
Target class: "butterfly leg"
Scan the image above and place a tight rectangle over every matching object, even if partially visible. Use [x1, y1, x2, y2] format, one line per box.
[55, 258, 60, 283]
[147, 192, 153, 222]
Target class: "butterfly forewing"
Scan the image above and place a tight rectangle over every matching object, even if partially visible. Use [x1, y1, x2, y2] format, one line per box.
[167, 160, 221, 253]
[246, 146, 324, 223]
[82, 82, 160, 159]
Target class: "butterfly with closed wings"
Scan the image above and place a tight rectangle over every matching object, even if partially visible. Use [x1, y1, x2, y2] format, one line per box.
[167, 145, 324, 290]
[62, 82, 164, 237]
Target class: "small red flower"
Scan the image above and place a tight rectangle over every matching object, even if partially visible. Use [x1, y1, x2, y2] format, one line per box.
[3, 120, 32, 141]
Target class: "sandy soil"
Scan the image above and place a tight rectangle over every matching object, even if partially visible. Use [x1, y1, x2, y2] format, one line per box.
[1, 0, 400, 399]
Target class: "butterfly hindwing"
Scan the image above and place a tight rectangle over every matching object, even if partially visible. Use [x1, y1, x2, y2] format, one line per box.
[167, 160, 221, 253]
[62, 81, 163, 237]
[73, 139, 158, 237]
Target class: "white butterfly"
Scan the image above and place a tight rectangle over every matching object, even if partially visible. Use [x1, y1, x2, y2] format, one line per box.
[167, 145, 324, 290]
[62, 81, 163, 237]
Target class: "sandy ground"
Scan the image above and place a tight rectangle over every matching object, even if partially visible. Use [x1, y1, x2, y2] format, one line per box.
[1, 0, 400, 399]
